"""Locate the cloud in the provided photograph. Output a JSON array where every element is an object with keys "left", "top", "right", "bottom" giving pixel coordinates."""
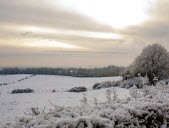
[
  {"left": 0, "top": 45, "right": 135, "bottom": 67},
  {"left": 116, "top": 0, "right": 169, "bottom": 51},
  {"left": 0, "top": 0, "right": 122, "bottom": 53},
  {"left": 0, "top": 0, "right": 113, "bottom": 32},
  {"left": 1, "top": 0, "right": 169, "bottom": 67}
]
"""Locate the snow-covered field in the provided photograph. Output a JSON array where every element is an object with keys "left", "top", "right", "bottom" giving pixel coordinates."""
[
  {"left": 0, "top": 75, "right": 127, "bottom": 124},
  {"left": 0, "top": 75, "right": 32, "bottom": 84},
  {"left": 0, "top": 75, "right": 122, "bottom": 92}
]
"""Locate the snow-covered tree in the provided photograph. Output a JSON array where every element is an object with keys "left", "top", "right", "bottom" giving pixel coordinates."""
[{"left": 128, "top": 43, "right": 169, "bottom": 84}]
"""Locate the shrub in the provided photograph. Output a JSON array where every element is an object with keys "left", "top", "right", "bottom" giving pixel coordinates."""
[
  {"left": 93, "top": 81, "right": 121, "bottom": 90},
  {"left": 120, "top": 77, "right": 144, "bottom": 89},
  {"left": 68, "top": 87, "right": 87, "bottom": 93},
  {"left": 93, "top": 77, "right": 144, "bottom": 90},
  {"left": 3, "top": 103, "right": 169, "bottom": 128},
  {"left": 93, "top": 83, "right": 101, "bottom": 90},
  {"left": 11, "top": 88, "right": 34, "bottom": 94}
]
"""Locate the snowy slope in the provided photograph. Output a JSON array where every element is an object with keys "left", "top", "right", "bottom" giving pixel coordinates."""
[
  {"left": 1, "top": 85, "right": 169, "bottom": 128},
  {"left": 0, "top": 75, "right": 125, "bottom": 124}
]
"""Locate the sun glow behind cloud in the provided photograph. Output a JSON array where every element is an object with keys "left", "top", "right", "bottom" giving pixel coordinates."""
[
  {"left": 55, "top": 0, "right": 150, "bottom": 29},
  {"left": 0, "top": 0, "right": 154, "bottom": 53}
]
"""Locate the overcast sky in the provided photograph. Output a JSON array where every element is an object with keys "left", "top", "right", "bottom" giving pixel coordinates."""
[{"left": 0, "top": 0, "right": 169, "bottom": 67}]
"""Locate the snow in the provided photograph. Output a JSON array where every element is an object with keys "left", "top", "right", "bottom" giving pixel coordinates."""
[
  {"left": 0, "top": 74, "right": 32, "bottom": 84},
  {"left": 1, "top": 84, "right": 169, "bottom": 128},
  {"left": 0, "top": 75, "right": 124, "bottom": 124},
  {"left": 0, "top": 75, "right": 122, "bottom": 93},
  {"left": 0, "top": 75, "right": 169, "bottom": 127}
]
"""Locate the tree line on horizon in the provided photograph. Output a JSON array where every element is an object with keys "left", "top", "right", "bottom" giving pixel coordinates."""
[{"left": 0, "top": 65, "right": 125, "bottom": 77}]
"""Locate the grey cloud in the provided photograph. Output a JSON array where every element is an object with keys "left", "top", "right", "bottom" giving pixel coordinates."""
[
  {"left": 116, "top": 0, "right": 169, "bottom": 51},
  {"left": 149, "top": 0, "right": 169, "bottom": 22},
  {"left": 0, "top": 0, "right": 114, "bottom": 32},
  {"left": 121, "top": 22, "right": 169, "bottom": 39},
  {"left": 1, "top": 0, "right": 169, "bottom": 67}
]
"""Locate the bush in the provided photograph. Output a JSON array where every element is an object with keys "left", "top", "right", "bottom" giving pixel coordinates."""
[
  {"left": 3, "top": 102, "right": 169, "bottom": 128},
  {"left": 93, "top": 81, "right": 121, "bottom": 90},
  {"left": 93, "top": 83, "right": 101, "bottom": 90},
  {"left": 11, "top": 88, "right": 34, "bottom": 94},
  {"left": 120, "top": 77, "right": 144, "bottom": 89},
  {"left": 68, "top": 87, "right": 87, "bottom": 93},
  {"left": 93, "top": 77, "right": 145, "bottom": 90}
]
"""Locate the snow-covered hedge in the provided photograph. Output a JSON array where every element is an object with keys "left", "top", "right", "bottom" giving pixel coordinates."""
[
  {"left": 68, "top": 87, "right": 87, "bottom": 93},
  {"left": 2, "top": 85, "right": 169, "bottom": 128},
  {"left": 93, "top": 77, "right": 145, "bottom": 90},
  {"left": 119, "top": 77, "right": 144, "bottom": 89},
  {"left": 11, "top": 88, "right": 34, "bottom": 94},
  {"left": 93, "top": 81, "right": 121, "bottom": 90}
]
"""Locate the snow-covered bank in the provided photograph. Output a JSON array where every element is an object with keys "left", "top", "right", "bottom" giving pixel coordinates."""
[{"left": 1, "top": 85, "right": 169, "bottom": 128}]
